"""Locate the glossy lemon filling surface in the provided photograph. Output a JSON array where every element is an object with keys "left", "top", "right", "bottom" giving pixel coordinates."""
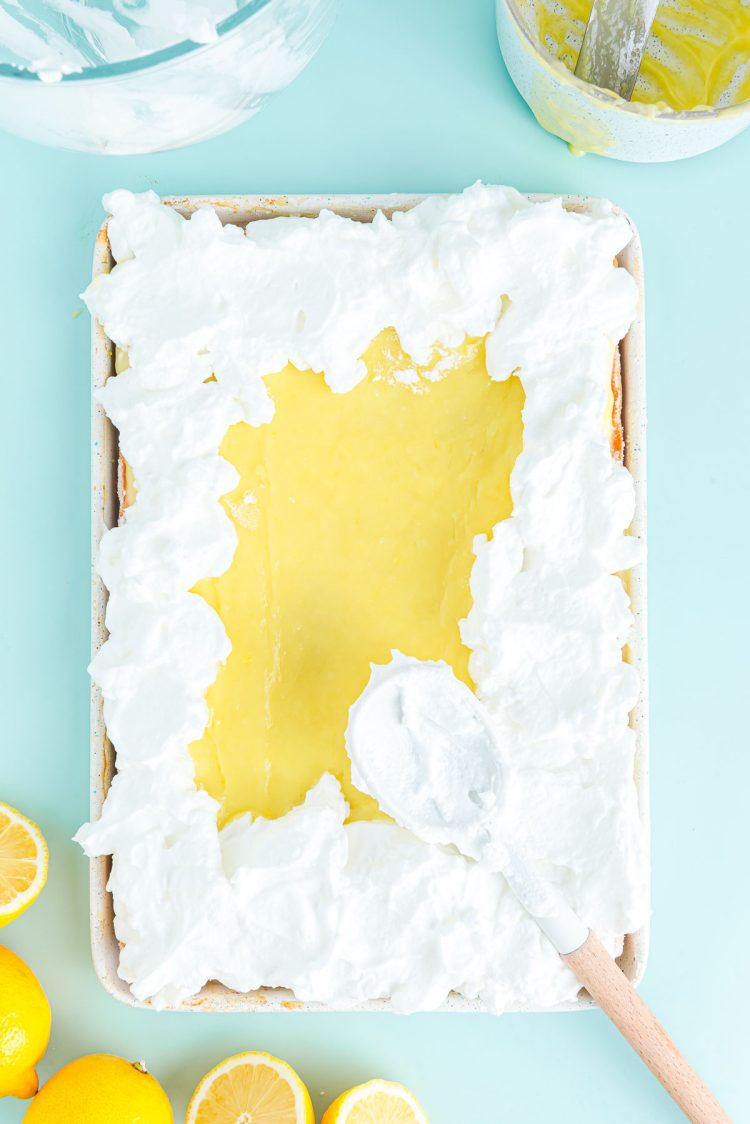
[
  {"left": 526, "top": 0, "right": 750, "bottom": 110},
  {"left": 189, "top": 330, "right": 524, "bottom": 826}
]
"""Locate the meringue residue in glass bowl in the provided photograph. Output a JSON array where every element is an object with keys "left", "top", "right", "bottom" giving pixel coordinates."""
[{"left": 0, "top": 0, "right": 340, "bottom": 153}]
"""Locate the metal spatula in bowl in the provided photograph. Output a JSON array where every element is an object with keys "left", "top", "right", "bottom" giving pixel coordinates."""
[{"left": 574, "top": 0, "right": 660, "bottom": 100}]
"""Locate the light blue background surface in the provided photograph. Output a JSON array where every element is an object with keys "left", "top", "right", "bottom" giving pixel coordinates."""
[{"left": 1, "top": 0, "right": 749, "bottom": 1120}]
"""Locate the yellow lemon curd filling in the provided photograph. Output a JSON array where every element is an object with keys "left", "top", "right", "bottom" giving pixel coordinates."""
[
  {"left": 525, "top": 0, "right": 750, "bottom": 111},
  {"left": 189, "top": 330, "right": 525, "bottom": 826}
]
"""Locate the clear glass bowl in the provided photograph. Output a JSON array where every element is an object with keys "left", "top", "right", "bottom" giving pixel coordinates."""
[{"left": 0, "top": 0, "right": 339, "bottom": 154}]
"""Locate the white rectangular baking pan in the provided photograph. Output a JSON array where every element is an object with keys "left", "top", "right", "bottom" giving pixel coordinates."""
[{"left": 90, "top": 193, "right": 649, "bottom": 1013}]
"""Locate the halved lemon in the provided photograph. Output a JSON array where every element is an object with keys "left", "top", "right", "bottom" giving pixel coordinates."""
[
  {"left": 322, "top": 1080, "right": 429, "bottom": 1124},
  {"left": 0, "top": 804, "right": 48, "bottom": 927},
  {"left": 186, "top": 1052, "right": 314, "bottom": 1124}
]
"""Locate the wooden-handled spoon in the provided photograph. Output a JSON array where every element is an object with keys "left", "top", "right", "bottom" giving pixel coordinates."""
[{"left": 347, "top": 661, "right": 732, "bottom": 1123}]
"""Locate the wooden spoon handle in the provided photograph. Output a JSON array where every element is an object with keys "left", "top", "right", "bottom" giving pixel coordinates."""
[{"left": 563, "top": 932, "right": 731, "bottom": 1123}]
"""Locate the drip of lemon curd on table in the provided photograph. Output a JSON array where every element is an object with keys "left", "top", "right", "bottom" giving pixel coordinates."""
[
  {"left": 524, "top": 0, "right": 750, "bottom": 110},
  {"left": 189, "top": 329, "right": 524, "bottom": 827}
]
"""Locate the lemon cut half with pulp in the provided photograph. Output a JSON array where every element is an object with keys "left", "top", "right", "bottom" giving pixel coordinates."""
[
  {"left": 0, "top": 804, "right": 48, "bottom": 927},
  {"left": 186, "top": 1052, "right": 314, "bottom": 1124},
  {"left": 322, "top": 1080, "right": 429, "bottom": 1124}
]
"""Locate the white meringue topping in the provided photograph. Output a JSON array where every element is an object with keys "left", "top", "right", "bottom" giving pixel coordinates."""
[{"left": 76, "top": 184, "right": 647, "bottom": 1011}]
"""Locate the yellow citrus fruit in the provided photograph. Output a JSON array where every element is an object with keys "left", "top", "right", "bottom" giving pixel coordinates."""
[
  {"left": 23, "top": 1054, "right": 173, "bottom": 1123},
  {"left": 0, "top": 945, "right": 51, "bottom": 1099},
  {"left": 0, "top": 804, "right": 48, "bottom": 927},
  {"left": 186, "top": 1052, "right": 314, "bottom": 1124},
  {"left": 322, "top": 1080, "right": 429, "bottom": 1124}
]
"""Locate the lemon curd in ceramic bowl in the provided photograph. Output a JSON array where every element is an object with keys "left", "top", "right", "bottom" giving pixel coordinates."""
[
  {"left": 0, "top": 0, "right": 339, "bottom": 154},
  {"left": 497, "top": 0, "right": 750, "bottom": 161}
]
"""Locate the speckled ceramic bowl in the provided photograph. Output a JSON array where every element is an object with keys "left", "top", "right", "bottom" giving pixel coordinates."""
[{"left": 496, "top": 0, "right": 750, "bottom": 162}]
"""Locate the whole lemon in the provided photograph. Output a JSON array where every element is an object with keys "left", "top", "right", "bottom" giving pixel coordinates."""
[
  {"left": 0, "top": 946, "right": 51, "bottom": 1099},
  {"left": 24, "top": 1054, "right": 173, "bottom": 1123}
]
